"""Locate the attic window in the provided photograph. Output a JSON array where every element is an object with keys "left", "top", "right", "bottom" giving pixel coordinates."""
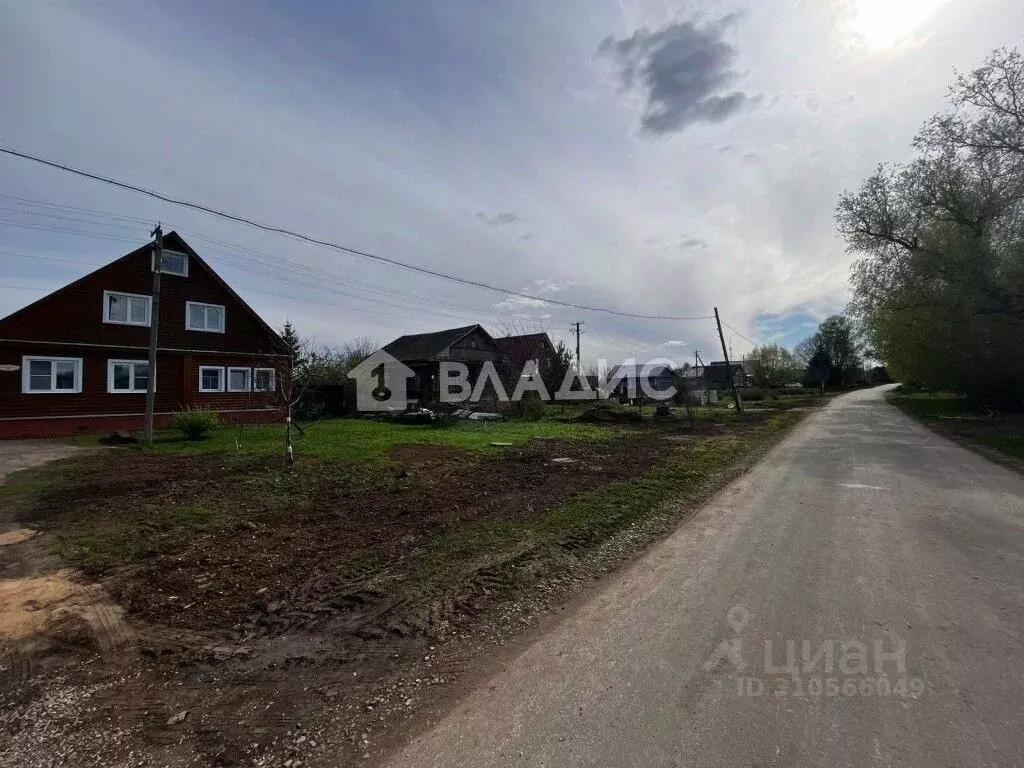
[{"left": 153, "top": 250, "right": 189, "bottom": 276}]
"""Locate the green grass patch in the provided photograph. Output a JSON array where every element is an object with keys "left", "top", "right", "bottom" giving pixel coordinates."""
[
  {"left": 887, "top": 390, "right": 982, "bottom": 419},
  {"left": 55, "top": 502, "right": 230, "bottom": 574},
  {"left": 0, "top": 461, "right": 74, "bottom": 503},
  {"left": 887, "top": 388, "right": 1024, "bottom": 466},
  {"left": 976, "top": 435, "right": 1024, "bottom": 460},
  {"left": 74, "top": 418, "right": 623, "bottom": 461}
]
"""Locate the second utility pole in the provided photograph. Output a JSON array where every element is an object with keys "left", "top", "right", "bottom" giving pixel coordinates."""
[
  {"left": 572, "top": 321, "right": 584, "bottom": 374},
  {"left": 144, "top": 224, "right": 163, "bottom": 447},
  {"left": 714, "top": 307, "right": 743, "bottom": 414}
]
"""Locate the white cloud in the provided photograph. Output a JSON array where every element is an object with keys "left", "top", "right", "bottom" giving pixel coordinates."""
[{"left": 0, "top": 0, "right": 1019, "bottom": 365}]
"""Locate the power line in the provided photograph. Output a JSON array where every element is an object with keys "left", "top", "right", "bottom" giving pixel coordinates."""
[
  {"left": 722, "top": 321, "right": 760, "bottom": 348},
  {"left": 0, "top": 193, "right": 155, "bottom": 226},
  {"left": 0, "top": 194, "right": 569, "bottom": 320},
  {"left": 0, "top": 202, "right": 559, "bottom": 324},
  {"left": 0, "top": 283, "right": 55, "bottom": 291},
  {"left": 0, "top": 248, "right": 558, "bottom": 331},
  {"left": 0, "top": 199, "right": 519, "bottom": 320},
  {"left": 0, "top": 146, "right": 714, "bottom": 322}
]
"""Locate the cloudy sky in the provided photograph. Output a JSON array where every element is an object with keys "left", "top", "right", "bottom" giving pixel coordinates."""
[{"left": 1, "top": 0, "right": 1019, "bottom": 365}]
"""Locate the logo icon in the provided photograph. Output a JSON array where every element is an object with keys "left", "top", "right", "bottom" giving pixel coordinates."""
[{"left": 347, "top": 350, "right": 415, "bottom": 412}]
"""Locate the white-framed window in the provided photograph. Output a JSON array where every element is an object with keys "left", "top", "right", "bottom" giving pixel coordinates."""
[
  {"left": 198, "top": 366, "right": 225, "bottom": 392},
  {"left": 227, "top": 366, "right": 252, "bottom": 392},
  {"left": 153, "top": 249, "right": 189, "bottom": 277},
  {"left": 186, "top": 301, "right": 225, "bottom": 333},
  {"left": 103, "top": 290, "right": 151, "bottom": 326},
  {"left": 22, "top": 356, "right": 83, "bottom": 394},
  {"left": 107, "top": 359, "right": 152, "bottom": 394},
  {"left": 254, "top": 367, "right": 276, "bottom": 393}
]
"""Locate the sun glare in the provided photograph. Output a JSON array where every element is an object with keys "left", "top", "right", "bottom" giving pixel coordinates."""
[{"left": 843, "top": 0, "right": 949, "bottom": 49}]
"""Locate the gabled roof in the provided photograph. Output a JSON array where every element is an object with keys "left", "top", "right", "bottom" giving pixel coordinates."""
[
  {"left": 382, "top": 324, "right": 491, "bottom": 362},
  {"left": 0, "top": 231, "right": 287, "bottom": 354},
  {"left": 707, "top": 361, "right": 745, "bottom": 372},
  {"left": 163, "top": 232, "right": 287, "bottom": 352},
  {"left": 607, "top": 364, "right": 675, "bottom": 380},
  {"left": 702, "top": 361, "right": 745, "bottom": 382},
  {"left": 494, "top": 333, "right": 556, "bottom": 369}
]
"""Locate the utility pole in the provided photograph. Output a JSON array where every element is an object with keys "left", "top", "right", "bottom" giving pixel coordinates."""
[
  {"left": 144, "top": 224, "right": 163, "bottom": 447},
  {"left": 572, "top": 321, "right": 584, "bottom": 374},
  {"left": 714, "top": 307, "right": 743, "bottom": 414}
]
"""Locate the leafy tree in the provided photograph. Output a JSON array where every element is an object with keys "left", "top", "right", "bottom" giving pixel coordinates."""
[
  {"left": 747, "top": 343, "right": 800, "bottom": 387},
  {"left": 837, "top": 47, "right": 1024, "bottom": 409},
  {"left": 816, "top": 315, "right": 862, "bottom": 386},
  {"left": 804, "top": 347, "right": 832, "bottom": 392},
  {"left": 793, "top": 316, "right": 862, "bottom": 389}
]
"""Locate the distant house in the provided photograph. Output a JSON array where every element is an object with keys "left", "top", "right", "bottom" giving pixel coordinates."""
[
  {"left": 0, "top": 233, "right": 289, "bottom": 438},
  {"left": 381, "top": 324, "right": 500, "bottom": 404},
  {"left": 494, "top": 332, "right": 561, "bottom": 391},
  {"left": 699, "top": 361, "right": 749, "bottom": 389},
  {"left": 606, "top": 364, "right": 677, "bottom": 402}
]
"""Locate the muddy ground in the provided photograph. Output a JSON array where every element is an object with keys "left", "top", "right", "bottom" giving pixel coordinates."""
[{"left": 0, "top": 411, "right": 805, "bottom": 767}]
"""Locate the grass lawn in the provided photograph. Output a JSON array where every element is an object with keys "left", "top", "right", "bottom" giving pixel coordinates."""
[
  {"left": 70, "top": 393, "right": 809, "bottom": 461},
  {"left": 887, "top": 388, "right": 1024, "bottom": 462},
  {"left": 75, "top": 416, "right": 624, "bottom": 461}
]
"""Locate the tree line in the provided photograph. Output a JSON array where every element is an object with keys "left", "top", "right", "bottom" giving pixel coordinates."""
[
  {"left": 278, "top": 320, "right": 575, "bottom": 397},
  {"left": 837, "top": 47, "right": 1024, "bottom": 410},
  {"left": 281, "top": 316, "right": 875, "bottom": 398},
  {"left": 744, "top": 313, "right": 869, "bottom": 390}
]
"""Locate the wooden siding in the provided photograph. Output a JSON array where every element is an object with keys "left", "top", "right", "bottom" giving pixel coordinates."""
[
  {"left": 442, "top": 328, "right": 500, "bottom": 363},
  {"left": 0, "top": 233, "right": 289, "bottom": 429},
  {"left": 0, "top": 342, "right": 282, "bottom": 420},
  {"left": 0, "top": 233, "right": 285, "bottom": 356}
]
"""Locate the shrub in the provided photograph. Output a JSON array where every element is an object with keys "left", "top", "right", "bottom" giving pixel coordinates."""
[
  {"left": 430, "top": 413, "right": 459, "bottom": 429},
  {"left": 172, "top": 406, "right": 221, "bottom": 441},
  {"left": 577, "top": 403, "right": 643, "bottom": 423},
  {"left": 517, "top": 394, "right": 547, "bottom": 421}
]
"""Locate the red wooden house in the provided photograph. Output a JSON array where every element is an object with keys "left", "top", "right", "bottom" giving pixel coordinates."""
[{"left": 0, "top": 232, "right": 289, "bottom": 438}]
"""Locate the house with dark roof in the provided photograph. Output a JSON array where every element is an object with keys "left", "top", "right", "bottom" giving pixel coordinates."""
[
  {"left": 494, "top": 332, "right": 562, "bottom": 391},
  {"left": 381, "top": 324, "right": 500, "bottom": 403},
  {"left": 606, "top": 363, "right": 677, "bottom": 402},
  {"left": 678, "top": 361, "right": 749, "bottom": 391},
  {"left": 0, "top": 232, "right": 289, "bottom": 438},
  {"left": 703, "top": 361, "right": 749, "bottom": 389}
]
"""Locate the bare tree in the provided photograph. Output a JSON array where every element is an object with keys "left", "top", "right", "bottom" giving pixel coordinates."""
[
  {"left": 303, "top": 337, "right": 379, "bottom": 386},
  {"left": 793, "top": 337, "right": 818, "bottom": 367},
  {"left": 494, "top": 318, "right": 550, "bottom": 338},
  {"left": 273, "top": 354, "right": 302, "bottom": 466}
]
